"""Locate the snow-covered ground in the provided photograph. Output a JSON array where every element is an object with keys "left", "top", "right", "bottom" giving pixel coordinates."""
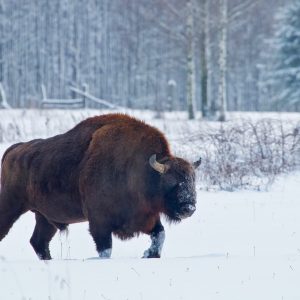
[{"left": 0, "top": 109, "right": 300, "bottom": 299}]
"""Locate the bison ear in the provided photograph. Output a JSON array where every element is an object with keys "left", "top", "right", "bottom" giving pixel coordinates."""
[
  {"left": 193, "top": 157, "right": 202, "bottom": 169},
  {"left": 149, "top": 154, "right": 168, "bottom": 174}
]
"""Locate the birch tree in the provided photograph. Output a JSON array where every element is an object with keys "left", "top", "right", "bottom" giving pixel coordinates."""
[
  {"left": 0, "top": 1, "right": 4, "bottom": 84},
  {"left": 199, "top": 0, "right": 211, "bottom": 119},
  {"left": 186, "top": 0, "right": 197, "bottom": 119},
  {"left": 215, "top": 0, "right": 260, "bottom": 121},
  {"left": 217, "top": 0, "right": 228, "bottom": 122}
]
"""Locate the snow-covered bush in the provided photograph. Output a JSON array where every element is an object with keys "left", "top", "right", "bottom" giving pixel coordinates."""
[{"left": 179, "top": 119, "right": 300, "bottom": 191}]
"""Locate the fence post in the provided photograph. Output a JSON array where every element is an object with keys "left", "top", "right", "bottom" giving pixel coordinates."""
[{"left": 82, "top": 83, "right": 89, "bottom": 108}]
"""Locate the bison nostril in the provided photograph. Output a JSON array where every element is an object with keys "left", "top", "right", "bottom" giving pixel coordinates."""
[
  {"left": 180, "top": 204, "right": 196, "bottom": 215},
  {"left": 176, "top": 203, "right": 196, "bottom": 220}
]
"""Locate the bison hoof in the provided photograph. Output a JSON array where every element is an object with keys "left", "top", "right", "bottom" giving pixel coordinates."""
[
  {"left": 142, "top": 249, "right": 161, "bottom": 258},
  {"left": 37, "top": 252, "right": 52, "bottom": 260},
  {"left": 98, "top": 248, "right": 112, "bottom": 259}
]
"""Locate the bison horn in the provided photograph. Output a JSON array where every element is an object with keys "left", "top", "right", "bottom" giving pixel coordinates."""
[
  {"left": 193, "top": 157, "right": 202, "bottom": 169},
  {"left": 149, "top": 154, "right": 167, "bottom": 174}
]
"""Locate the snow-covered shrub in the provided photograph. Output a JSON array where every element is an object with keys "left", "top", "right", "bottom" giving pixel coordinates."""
[
  {"left": 5, "top": 123, "right": 21, "bottom": 142},
  {"left": 179, "top": 119, "right": 300, "bottom": 191}
]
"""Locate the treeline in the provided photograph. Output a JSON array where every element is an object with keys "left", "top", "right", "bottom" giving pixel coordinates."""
[{"left": 0, "top": 0, "right": 296, "bottom": 115}]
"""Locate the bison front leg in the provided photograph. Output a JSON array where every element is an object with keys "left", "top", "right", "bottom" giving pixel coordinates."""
[
  {"left": 143, "top": 219, "right": 165, "bottom": 258},
  {"left": 30, "top": 212, "right": 57, "bottom": 260},
  {"left": 89, "top": 222, "right": 112, "bottom": 259}
]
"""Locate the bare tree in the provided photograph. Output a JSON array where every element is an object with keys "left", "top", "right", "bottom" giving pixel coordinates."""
[
  {"left": 215, "top": 0, "right": 259, "bottom": 121},
  {"left": 217, "top": 0, "right": 228, "bottom": 122},
  {"left": 199, "top": 0, "right": 211, "bottom": 119},
  {"left": 186, "top": 0, "right": 197, "bottom": 119},
  {"left": 0, "top": 1, "right": 4, "bottom": 84}
]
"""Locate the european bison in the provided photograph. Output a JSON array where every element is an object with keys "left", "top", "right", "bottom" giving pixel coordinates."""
[{"left": 0, "top": 114, "right": 200, "bottom": 259}]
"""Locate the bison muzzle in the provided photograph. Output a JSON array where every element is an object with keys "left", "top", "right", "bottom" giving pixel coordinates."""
[{"left": 0, "top": 114, "right": 200, "bottom": 259}]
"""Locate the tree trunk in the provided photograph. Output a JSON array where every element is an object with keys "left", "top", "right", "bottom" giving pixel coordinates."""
[
  {"left": 200, "top": 0, "right": 210, "bottom": 119},
  {"left": 186, "top": 0, "right": 196, "bottom": 120},
  {"left": 0, "top": 1, "right": 4, "bottom": 83},
  {"left": 71, "top": 3, "right": 79, "bottom": 99},
  {"left": 217, "top": 0, "right": 228, "bottom": 122}
]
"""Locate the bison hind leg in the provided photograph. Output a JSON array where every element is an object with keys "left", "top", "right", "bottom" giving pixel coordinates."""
[
  {"left": 142, "top": 219, "right": 165, "bottom": 259},
  {"left": 30, "top": 212, "right": 57, "bottom": 260},
  {"left": 0, "top": 193, "right": 28, "bottom": 242}
]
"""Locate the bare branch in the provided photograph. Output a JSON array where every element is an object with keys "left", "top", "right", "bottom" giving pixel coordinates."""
[{"left": 228, "top": 0, "right": 259, "bottom": 23}]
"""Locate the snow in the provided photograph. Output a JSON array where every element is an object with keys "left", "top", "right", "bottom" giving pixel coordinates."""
[
  {"left": 1, "top": 173, "right": 300, "bottom": 299},
  {"left": 0, "top": 110, "right": 300, "bottom": 299}
]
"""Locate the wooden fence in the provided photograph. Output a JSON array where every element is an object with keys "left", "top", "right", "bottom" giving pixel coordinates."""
[
  {"left": 0, "top": 83, "right": 121, "bottom": 109},
  {"left": 41, "top": 84, "right": 119, "bottom": 109}
]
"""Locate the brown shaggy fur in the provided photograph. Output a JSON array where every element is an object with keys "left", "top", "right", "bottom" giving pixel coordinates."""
[{"left": 0, "top": 114, "right": 197, "bottom": 259}]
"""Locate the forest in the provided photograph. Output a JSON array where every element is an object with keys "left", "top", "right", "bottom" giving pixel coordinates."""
[{"left": 1, "top": 0, "right": 298, "bottom": 119}]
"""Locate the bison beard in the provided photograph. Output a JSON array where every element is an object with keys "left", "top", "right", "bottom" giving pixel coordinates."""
[{"left": 0, "top": 114, "right": 199, "bottom": 259}]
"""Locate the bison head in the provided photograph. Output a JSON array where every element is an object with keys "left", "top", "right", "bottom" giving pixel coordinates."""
[{"left": 149, "top": 154, "right": 201, "bottom": 222}]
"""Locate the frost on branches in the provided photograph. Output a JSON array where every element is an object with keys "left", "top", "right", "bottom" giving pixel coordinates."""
[
  {"left": 178, "top": 119, "right": 300, "bottom": 191},
  {"left": 262, "top": 0, "right": 300, "bottom": 109}
]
